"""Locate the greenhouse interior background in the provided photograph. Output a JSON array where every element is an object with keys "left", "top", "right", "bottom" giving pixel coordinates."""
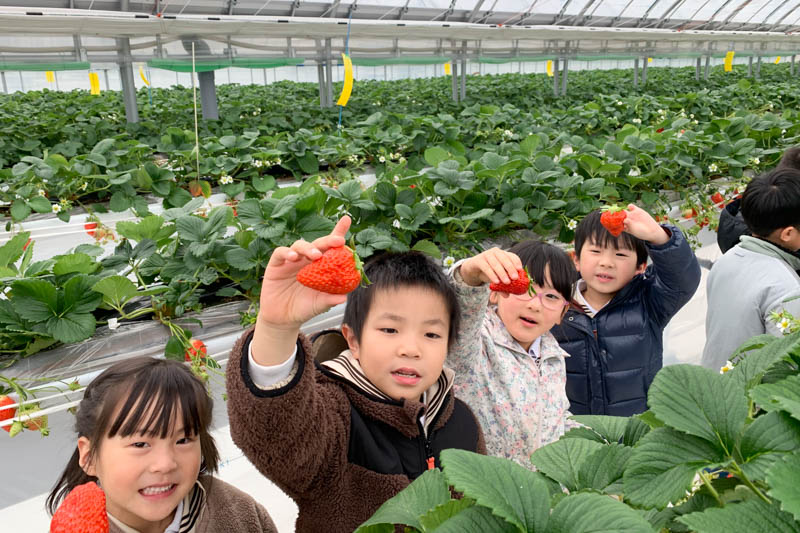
[{"left": 1, "top": 1, "right": 800, "bottom": 532}]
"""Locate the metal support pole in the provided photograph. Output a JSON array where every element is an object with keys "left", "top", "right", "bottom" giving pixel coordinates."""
[
  {"left": 460, "top": 58, "right": 467, "bottom": 100},
  {"left": 642, "top": 57, "right": 648, "bottom": 86},
  {"left": 695, "top": 57, "right": 701, "bottom": 80},
  {"left": 1, "top": 71, "right": 7, "bottom": 94},
  {"left": 634, "top": 58, "right": 639, "bottom": 88},
  {"left": 317, "top": 63, "right": 327, "bottom": 107},
  {"left": 117, "top": 38, "right": 139, "bottom": 123},
  {"left": 756, "top": 56, "right": 761, "bottom": 78},
  {"left": 198, "top": 71, "right": 219, "bottom": 120},
  {"left": 54, "top": 71, "right": 60, "bottom": 91},
  {"left": 103, "top": 69, "right": 110, "bottom": 91},
  {"left": 791, "top": 55, "right": 796, "bottom": 76},
  {"left": 704, "top": 55, "right": 710, "bottom": 81},
  {"left": 324, "top": 38, "right": 333, "bottom": 108},
  {"left": 19, "top": 71, "right": 24, "bottom": 92},
  {"left": 553, "top": 58, "right": 560, "bottom": 97},
  {"left": 561, "top": 59, "right": 568, "bottom": 96},
  {"left": 451, "top": 60, "right": 458, "bottom": 102},
  {"left": 748, "top": 56, "right": 753, "bottom": 77}
]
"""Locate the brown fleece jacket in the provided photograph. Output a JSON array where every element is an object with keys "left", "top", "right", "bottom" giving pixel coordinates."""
[
  {"left": 107, "top": 476, "right": 277, "bottom": 533},
  {"left": 226, "top": 329, "right": 486, "bottom": 533}
]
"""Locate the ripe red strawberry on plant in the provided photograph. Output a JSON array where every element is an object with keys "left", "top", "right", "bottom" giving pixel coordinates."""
[
  {"left": 710, "top": 192, "right": 724, "bottom": 206},
  {"left": 0, "top": 395, "right": 16, "bottom": 434},
  {"left": 84, "top": 221, "right": 98, "bottom": 237},
  {"left": 297, "top": 246, "right": 368, "bottom": 295},
  {"left": 600, "top": 205, "right": 627, "bottom": 237},
  {"left": 489, "top": 268, "right": 533, "bottom": 296},
  {"left": 50, "top": 481, "right": 109, "bottom": 533},
  {"left": 185, "top": 338, "right": 207, "bottom": 361}
]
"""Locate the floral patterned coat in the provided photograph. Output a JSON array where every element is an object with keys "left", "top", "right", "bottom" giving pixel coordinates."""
[{"left": 447, "top": 270, "right": 573, "bottom": 469}]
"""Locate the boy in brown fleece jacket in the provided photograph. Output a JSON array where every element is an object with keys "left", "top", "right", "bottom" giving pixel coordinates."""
[{"left": 226, "top": 216, "right": 485, "bottom": 533}]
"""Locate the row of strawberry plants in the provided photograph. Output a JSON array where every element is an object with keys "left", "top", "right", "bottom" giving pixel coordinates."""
[
  {"left": 3, "top": 96, "right": 798, "bottom": 227},
  {"left": 1, "top": 62, "right": 798, "bottom": 169}
]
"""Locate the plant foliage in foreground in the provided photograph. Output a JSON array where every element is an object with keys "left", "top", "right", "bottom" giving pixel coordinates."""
[{"left": 356, "top": 330, "right": 800, "bottom": 533}]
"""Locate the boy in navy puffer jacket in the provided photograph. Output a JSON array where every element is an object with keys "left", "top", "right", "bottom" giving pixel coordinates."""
[{"left": 551, "top": 205, "right": 700, "bottom": 416}]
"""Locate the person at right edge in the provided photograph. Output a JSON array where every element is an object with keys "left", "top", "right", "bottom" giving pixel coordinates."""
[
  {"left": 702, "top": 166, "right": 800, "bottom": 371},
  {"left": 552, "top": 205, "right": 701, "bottom": 416}
]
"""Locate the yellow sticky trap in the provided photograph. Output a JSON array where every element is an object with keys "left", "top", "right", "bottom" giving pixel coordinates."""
[
  {"left": 444, "top": 62, "right": 451, "bottom": 75},
  {"left": 546, "top": 60, "right": 553, "bottom": 77},
  {"left": 89, "top": 72, "right": 100, "bottom": 95},
  {"left": 775, "top": 56, "right": 781, "bottom": 64},
  {"left": 45, "top": 71, "right": 55, "bottom": 83},
  {"left": 724, "top": 51, "right": 735, "bottom": 72},
  {"left": 139, "top": 65, "right": 151, "bottom": 86},
  {"left": 336, "top": 53, "right": 354, "bottom": 107},
  {"left": 647, "top": 57, "right": 653, "bottom": 63}
]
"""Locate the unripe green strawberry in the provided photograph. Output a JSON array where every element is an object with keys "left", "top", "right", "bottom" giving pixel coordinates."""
[
  {"left": 297, "top": 246, "right": 369, "bottom": 295},
  {"left": 50, "top": 481, "right": 109, "bottom": 533}
]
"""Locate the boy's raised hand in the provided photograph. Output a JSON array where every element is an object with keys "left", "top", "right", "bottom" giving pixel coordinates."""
[
  {"left": 622, "top": 204, "right": 670, "bottom": 245},
  {"left": 459, "top": 247, "right": 524, "bottom": 288},
  {"left": 258, "top": 216, "right": 351, "bottom": 330}
]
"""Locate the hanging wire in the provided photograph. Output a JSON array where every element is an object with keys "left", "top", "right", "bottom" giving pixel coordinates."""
[
  {"left": 178, "top": 0, "right": 195, "bottom": 15},
  {"left": 253, "top": 0, "right": 275, "bottom": 17}
]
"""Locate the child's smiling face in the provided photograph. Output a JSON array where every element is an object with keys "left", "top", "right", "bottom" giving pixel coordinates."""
[
  {"left": 343, "top": 286, "right": 450, "bottom": 401},
  {"left": 78, "top": 403, "right": 202, "bottom": 533}
]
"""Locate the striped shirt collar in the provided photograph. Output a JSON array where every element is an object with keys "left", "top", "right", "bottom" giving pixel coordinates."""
[{"left": 321, "top": 350, "right": 455, "bottom": 437}]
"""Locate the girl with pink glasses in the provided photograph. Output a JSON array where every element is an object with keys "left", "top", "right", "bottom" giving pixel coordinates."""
[{"left": 447, "top": 240, "right": 577, "bottom": 469}]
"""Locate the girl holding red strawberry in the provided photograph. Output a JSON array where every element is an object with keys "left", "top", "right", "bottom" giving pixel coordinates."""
[
  {"left": 47, "top": 357, "right": 277, "bottom": 533},
  {"left": 446, "top": 240, "right": 578, "bottom": 469}
]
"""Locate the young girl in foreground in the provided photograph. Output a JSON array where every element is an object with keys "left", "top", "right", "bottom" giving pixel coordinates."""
[
  {"left": 448, "top": 240, "right": 578, "bottom": 469},
  {"left": 47, "top": 357, "right": 277, "bottom": 533}
]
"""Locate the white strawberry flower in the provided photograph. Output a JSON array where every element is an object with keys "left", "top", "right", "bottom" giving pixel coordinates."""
[
  {"left": 567, "top": 219, "right": 578, "bottom": 230},
  {"left": 393, "top": 175, "right": 400, "bottom": 182},
  {"left": 632, "top": 118, "right": 642, "bottom": 124},
  {"left": 38, "top": 189, "right": 46, "bottom": 197},
  {"left": 778, "top": 317, "right": 792, "bottom": 333},
  {"left": 781, "top": 129, "right": 787, "bottom": 135},
  {"left": 253, "top": 160, "right": 263, "bottom": 168},
  {"left": 628, "top": 167, "right": 641, "bottom": 177},
  {"left": 379, "top": 156, "right": 386, "bottom": 163},
  {"left": 616, "top": 100, "right": 623, "bottom": 106},
  {"left": 51, "top": 203, "right": 62, "bottom": 213},
  {"left": 750, "top": 157, "right": 760, "bottom": 165},
  {"left": 219, "top": 175, "right": 233, "bottom": 185},
  {"left": 719, "top": 360, "right": 734, "bottom": 374},
  {"left": 708, "top": 163, "right": 719, "bottom": 173},
  {"left": 392, "top": 219, "right": 401, "bottom": 229},
  {"left": 443, "top": 256, "right": 455, "bottom": 268},
  {"left": 80, "top": 182, "right": 88, "bottom": 191},
  {"left": 690, "top": 113, "right": 695, "bottom": 119},
  {"left": 275, "top": 158, "right": 281, "bottom": 165},
  {"left": 427, "top": 196, "right": 443, "bottom": 207}
]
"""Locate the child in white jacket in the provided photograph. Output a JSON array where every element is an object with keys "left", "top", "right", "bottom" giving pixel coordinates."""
[{"left": 448, "top": 240, "right": 577, "bottom": 469}]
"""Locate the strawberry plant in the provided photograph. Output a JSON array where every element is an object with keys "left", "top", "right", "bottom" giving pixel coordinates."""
[{"left": 356, "top": 329, "right": 800, "bottom": 532}]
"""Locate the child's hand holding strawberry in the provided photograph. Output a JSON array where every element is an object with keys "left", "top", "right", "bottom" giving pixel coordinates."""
[
  {"left": 619, "top": 204, "right": 670, "bottom": 245},
  {"left": 252, "top": 216, "right": 355, "bottom": 366},
  {"left": 459, "top": 248, "right": 527, "bottom": 290}
]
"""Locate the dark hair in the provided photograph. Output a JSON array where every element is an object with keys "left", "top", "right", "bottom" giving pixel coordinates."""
[
  {"left": 777, "top": 146, "right": 800, "bottom": 171},
  {"left": 342, "top": 251, "right": 460, "bottom": 348},
  {"left": 741, "top": 167, "right": 800, "bottom": 237},
  {"left": 46, "top": 357, "right": 219, "bottom": 515},
  {"left": 574, "top": 210, "right": 649, "bottom": 266},
  {"left": 507, "top": 240, "right": 576, "bottom": 302}
]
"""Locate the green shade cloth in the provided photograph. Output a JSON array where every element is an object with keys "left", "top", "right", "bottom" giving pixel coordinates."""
[
  {"left": 0, "top": 61, "right": 90, "bottom": 72},
  {"left": 148, "top": 57, "right": 304, "bottom": 72}
]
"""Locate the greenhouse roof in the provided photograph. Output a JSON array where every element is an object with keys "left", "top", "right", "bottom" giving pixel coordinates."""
[{"left": 0, "top": 1, "right": 799, "bottom": 67}]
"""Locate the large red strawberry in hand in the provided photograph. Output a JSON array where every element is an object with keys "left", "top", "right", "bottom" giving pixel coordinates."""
[
  {"left": 297, "top": 246, "right": 369, "bottom": 295},
  {"left": 51, "top": 481, "right": 109, "bottom": 533},
  {"left": 489, "top": 268, "right": 534, "bottom": 296},
  {"left": 600, "top": 206, "right": 627, "bottom": 237}
]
